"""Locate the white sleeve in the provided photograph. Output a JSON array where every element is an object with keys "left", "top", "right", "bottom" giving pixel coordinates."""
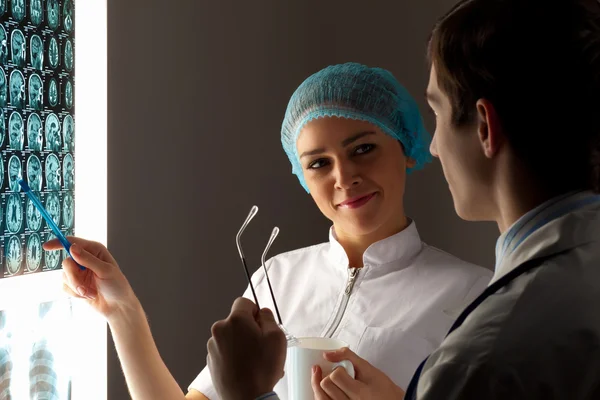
[
  {"left": 187, "top": 266, "right": 270, "bottom": 399},
  {"left": 188, "top": 365, "right": 219, "bottom": 399}
]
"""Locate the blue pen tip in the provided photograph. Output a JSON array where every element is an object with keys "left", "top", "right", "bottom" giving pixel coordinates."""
[{"left": 18, "top": 179, "right": 30, "bottom": 192}]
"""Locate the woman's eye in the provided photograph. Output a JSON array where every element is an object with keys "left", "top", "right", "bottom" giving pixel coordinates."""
[
  {"left": 308, "top": 159, "right": 328, "bottom": 169},
  {"left": 354, "top": 144, "right": 375, "bottom": 155}
]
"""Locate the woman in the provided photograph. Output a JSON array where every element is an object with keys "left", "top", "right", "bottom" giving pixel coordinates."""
[
  {"left": 56, "top": 63, "right": 491, "bottom": 400},
  {"left": 203, "top": 1, "right": 600, "bottom": 399}
]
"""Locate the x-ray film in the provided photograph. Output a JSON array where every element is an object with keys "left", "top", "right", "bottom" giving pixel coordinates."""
[
  {"left": 11, "top": 0, "right": 25, "bottom": 22},
  {"left": 30, "top": 0, "right": 43, "bottom": 26},
  {"left": 30, "top": 35, "right": 43, "bottom": 71},
  {"left": 27, "top": 113, "right": 43, "bottom": 151},
  {"left": 10, "top": 29, "right": 25, "bottom": 68},
  {"left": 26, "top": 197, "right": 42, "bottom": 233},
  {"left": 8, "top": 111, "right": 23, "bottom": 150},
  {"left": 0, "top": 299, "right": 74, "bottom": 397},
  {"left": 6, "top": 193, "right": 23, "bottom": 234},
  {"left": 0, "top": 0, "right": 75, "bottom": 280},
  {"left": 26, "top": 232, "right": 42, "bottom": 272},
  {"left": 0, "top": 26, "right": 6, "bottom": 65}
]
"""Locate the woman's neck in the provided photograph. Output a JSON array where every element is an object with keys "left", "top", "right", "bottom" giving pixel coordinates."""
[{"left": 334, "top": 215, "right": 410, "bottom": 268}]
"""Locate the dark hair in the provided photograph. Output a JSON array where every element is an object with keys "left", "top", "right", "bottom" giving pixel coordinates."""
[{"left": 428, "top": 0, "right": 600, "bottom": 193}]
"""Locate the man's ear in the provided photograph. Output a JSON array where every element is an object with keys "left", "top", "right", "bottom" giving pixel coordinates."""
[{"left": 476, "top": 99, "right": 504, "bottom": 158}]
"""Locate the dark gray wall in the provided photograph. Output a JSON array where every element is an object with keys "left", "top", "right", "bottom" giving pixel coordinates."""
[{"left": 107, "top": 0, "right": 497, "bottom": 398}]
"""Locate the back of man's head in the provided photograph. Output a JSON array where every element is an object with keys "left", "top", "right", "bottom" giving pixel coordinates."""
[{"left": 429, "top": 0, "right": 600, "bottom": 192}]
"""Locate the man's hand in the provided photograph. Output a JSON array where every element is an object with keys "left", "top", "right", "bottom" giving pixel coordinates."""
[
  {"left": 207, "top": 297, "right": 287, "bottom": 400},
  {"left": 312, "top": 347, "right": 405, "bottom": 400}
]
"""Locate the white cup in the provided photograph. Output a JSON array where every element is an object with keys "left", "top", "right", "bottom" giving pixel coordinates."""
[{"left": 286, "top": 337, "right": 355, "bottom": 400}]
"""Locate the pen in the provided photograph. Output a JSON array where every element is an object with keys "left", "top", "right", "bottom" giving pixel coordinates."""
[{"left": 18, "top": 179, "right": 85, "bottom": 270}]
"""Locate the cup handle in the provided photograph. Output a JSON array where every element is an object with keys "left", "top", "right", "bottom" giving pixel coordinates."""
[{"left": 331, "top": 360, "right": 355, "bottom": 379}]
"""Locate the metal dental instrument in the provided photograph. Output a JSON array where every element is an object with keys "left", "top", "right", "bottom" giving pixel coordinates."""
[
  {"left": 236, "top": 205, "right": 298, "bottom": 346},
  {"left": 261, "top": 226, "right": 298, "bottom": 346}
]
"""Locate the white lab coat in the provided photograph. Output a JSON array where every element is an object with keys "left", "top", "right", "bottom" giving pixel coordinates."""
[
  {"left": 415, "top": 191, "right": 600, "bottom": 399},
  {"left": 190, "top": 221, "right": 492, "bottom": 399}
]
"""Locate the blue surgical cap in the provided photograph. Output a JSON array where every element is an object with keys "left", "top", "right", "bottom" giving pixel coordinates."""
[{"left": 281, "top": 62, "right": 432, "bottom": 192}]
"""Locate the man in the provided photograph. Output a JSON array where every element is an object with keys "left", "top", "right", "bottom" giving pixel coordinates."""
[{"left": 207, "top": 0, "right": 600, "bottom": 399}]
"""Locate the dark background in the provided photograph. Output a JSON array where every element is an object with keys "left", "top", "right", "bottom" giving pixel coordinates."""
[{"left": 107, "top": 0, "right": 497, "bottom": 397}]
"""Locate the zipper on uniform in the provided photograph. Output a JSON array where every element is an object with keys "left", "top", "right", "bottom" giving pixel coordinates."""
[
  {"left": 324, "top": 267, "right": 360, "bottom": 338},
  {"left": 345, "top": 268, "right": 359, "bottom": 294}
]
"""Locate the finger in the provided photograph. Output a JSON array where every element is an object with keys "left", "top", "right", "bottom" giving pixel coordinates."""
[
  {"left": 207, "top": 337, "right": 217, "bottom": 357},
  {"left": 62, "top": 258, "right": 85, "bottom": 291},
  {"left": 206, "top": 352, "right": 215, "bottom": 378},
  {"left": 258, "top": 308, "right": 286, "bottom": 342},
  {"left": 62, "top": 257, "right": 90, "bottom": 294},
  {"left": 210, "top": 319, "right": 226, "bottom": 339},
  {"left": 329, "top": 367, "right": 363, "bottom": 399},
  {"left": 311, "top": 366, "right": 331, "bottom": 400},
  {"left": 62, "top": 258, "right": 98, "bottom": 299},
  {"left": 321, "top": 375, "right": 350, "bottom": 400},
  {"left": 44, "top": 237, "right": 117, "bottom": 265},
  {"left": 68, "top": 243, "right": 114, "bottom": 278},
  {"left": 62, "top": 270, "right": 75, "bottom": 292},
  {"left": 229, "top": 297, "right": 259, "bottom": 320},
  {"left": 62, "top": 282, "right": 82, "bottom": 299},
  {"left": 257, "top": 308, "right": 278, "bottom": 329},
  {"left": 324, "top": 348, "right": 370, "bottom": 374}
]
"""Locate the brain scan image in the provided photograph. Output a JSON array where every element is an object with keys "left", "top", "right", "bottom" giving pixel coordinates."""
[
  {"left": 0, "top": 0, "right": 5, "bottom": 16},
  {"left": 64, "top": 39, "right": 73, "bottom": 71},
  {"left": 45, "top": 154, "right": 60, "bottom": 191},
  {"left": 63, "top": 115, "right": 74, "bottom": 152},
  {"left": 48, "top": 37, "right": 59, "bottom": 69},
  {"left": 30, "top": 35, "right": 43, "bottom": 70},
  {"left": 0, "top": 109, "right": 4, "bottom": 148},
  {"left": 27, "top": 113, "right": 43, "bottom": 151},
  {"left": 62, "top": 192, "right": 73, "bottom": 229},
  {"left": 6, "top": 236, "right": 22, "bottom": 275},
  {"left": 63, "top": 0, "right": 74, "bottom": 32},
  {"left": 47, "top": 0, "right": 59, "bottom": 30},
  {"left": 28, "top": 74, "right": 43, "bottom": 111},
  {"left": 9, "top": 70, "right": 25, "bottom": 109},
  {"left": 27, "top": 155, "right": 42, "bottom": 192},
  {"left": 6, "top": 193, "right": 23, "bottom": 234},
  {"left": 0, "top": 26, "right": 7, "bottom": 65},
  {"left": 45, "top": 113, "right": 61, "bottom": 152},
  {"left": 48, "top": 78, "right": 58, "bottom": 107},
  {"left": 8, "top": 155, "right": 22, "bottom": 192},
  {"left": 62, "top": 229, "right": 73, "bottom": 259},
  {"left": 0, "top": 154, "right": 4, "bottom": 189},
  {"left": 64, "top": 80, "right": 72, "bottom": 109},
  {"left": 63, "top": 153, "right": 73, "bottom": 190},
  {"left": 26, "top": 233, "right": 42, "bottom": 272},
  {"left": 9, "top": 111, "right": 24, "bottom": 150},
  {"left": 30, "top": 0, "right": 43, "bottom": 26},
  {"left": 26, "top": 197, "right": 42, "bottom": 232},
  {"left": 0, "top": 68, "right": 5, "bottom": 109},
  {"left": 11, "top": 0, "right": 24, "bottom": 22},
  {"left": 10, "top": 29, "right": 25, "bottom": 68},
  {"left": 44, "top": 233, "right": 60, "bottom": 270},
  {"left": 45, "top": 192, "right": 60, "bottom": 228}
]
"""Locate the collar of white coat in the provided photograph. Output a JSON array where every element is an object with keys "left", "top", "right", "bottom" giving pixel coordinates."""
[
  {"left": 492, "top": 190, "right": 600, "bottom": 284},
  {"left": 326, "top": 218, "right": 423, "bottom": 271}
]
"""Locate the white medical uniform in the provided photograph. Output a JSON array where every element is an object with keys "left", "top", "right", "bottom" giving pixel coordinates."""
[{"left": 190, "top": 220, "right": 492, "bottom": 399}]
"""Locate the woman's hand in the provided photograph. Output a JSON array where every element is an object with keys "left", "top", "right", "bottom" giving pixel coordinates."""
[
  {"left": 44, "top": 237, "right": 140, "bottom": 321},
  {"left": 312, "top": 347, "right": 405, "bottom": 400}
]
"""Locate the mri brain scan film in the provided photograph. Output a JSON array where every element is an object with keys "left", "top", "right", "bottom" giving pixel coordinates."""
[{"left": 0, "top": 0, "right": 74, "bottom": 279}]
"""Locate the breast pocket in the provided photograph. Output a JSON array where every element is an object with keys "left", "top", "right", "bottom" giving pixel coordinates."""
[{"left": 356, "top": 326, "right": 434, "bottom": 390}]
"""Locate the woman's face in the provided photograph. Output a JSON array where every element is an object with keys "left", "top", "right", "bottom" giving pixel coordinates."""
[{"left": 296, "top": 117, "right": 414, "bottom": 239}]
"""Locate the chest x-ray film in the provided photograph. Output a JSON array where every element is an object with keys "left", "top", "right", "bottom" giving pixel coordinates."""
[
  {"left": 0, "top": 0, "right": 75, "bottom": 278},
  {"left": 0, "top": 297, "right": 74, "bottom": 399}
]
